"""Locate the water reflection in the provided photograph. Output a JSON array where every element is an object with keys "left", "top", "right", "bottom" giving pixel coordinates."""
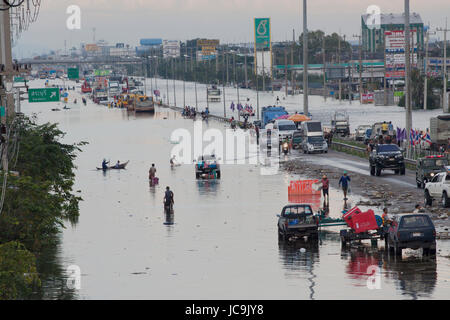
[
  {"left": 278, "top": 239, "right": 319, "bottom": 300},
  {"left": 340, "top": 244, "right": 437, "bottom": 299},
  {"left": 196, "top": 180, "right": 220, "bottom": 196},
  {"left": 383, "top": 254, "right": 437, "bottom": 299}
]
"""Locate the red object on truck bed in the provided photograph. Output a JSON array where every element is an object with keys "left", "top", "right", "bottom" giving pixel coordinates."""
[{"left": 343, "top": 207, "right": 379, "bottom": 234}]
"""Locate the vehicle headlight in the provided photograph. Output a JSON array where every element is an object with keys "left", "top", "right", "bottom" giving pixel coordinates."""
[
  {"left": 430, "top": 173, "right": 435, "bottom": 177},
  {"left": 283, "top": 143, "right": 289, "bottom": 148}
]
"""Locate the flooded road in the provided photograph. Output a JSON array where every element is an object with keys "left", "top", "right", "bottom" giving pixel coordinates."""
[{"left": 22, "top": 80, "right": 450, "bottom": 300}]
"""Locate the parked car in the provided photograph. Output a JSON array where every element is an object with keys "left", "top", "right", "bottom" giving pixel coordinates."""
[
  {"left": 424, "top": 167, "right": 450, "bottom": 208},
  {"left": 369, "top": 144, "right": 405, "bottom": 176},
  {"left": 416, "top": 155, "right": 449, "bottom": 189},
  {"left": 386, "top": 214, "right": 437, "bottom": 256},
  {"left": 355, "top": 125, "right": 372, "bottom": 141},
  {"left": 277, "top": 204, "right": 319, "bottom": 241},
  {"left": 195, "top": 155, "right": 221, "bottom": 179}
]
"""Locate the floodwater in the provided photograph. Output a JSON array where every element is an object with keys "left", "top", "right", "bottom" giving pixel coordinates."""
[{"left": 22, "top": 79, "right": 450, "bottom": 300}]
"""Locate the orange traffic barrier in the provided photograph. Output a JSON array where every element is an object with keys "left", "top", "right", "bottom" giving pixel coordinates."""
[{"left": 288, "top": 180, "right": 321, "bottom": 196}]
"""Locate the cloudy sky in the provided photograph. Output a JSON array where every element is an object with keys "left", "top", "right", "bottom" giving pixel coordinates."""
[{"left": 12, "top": 0, "right": 450, "bottom": 57}]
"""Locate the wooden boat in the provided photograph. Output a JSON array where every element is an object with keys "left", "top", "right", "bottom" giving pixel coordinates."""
[{"left": 97, "top": 161, "right": 129, "bottom": 171}]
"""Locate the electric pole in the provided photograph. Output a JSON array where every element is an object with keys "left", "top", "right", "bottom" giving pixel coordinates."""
[
  {"left": 423, "top": 27, "right": 435, "bottom": 110},
  {"left": 437, "top": 18, "right": 449, "bottom": 113},
  {"left": 303, "top": 0, "right": 309, "bottom": 114},
  {"left": 322, "top": 35, "right": 327, "bottom": 102},
  {"left": 353, "top": 33, "right": 363, "bottom": 104},
  {"left": 405, "top": 0, "right": 413, "bottom": 140}
]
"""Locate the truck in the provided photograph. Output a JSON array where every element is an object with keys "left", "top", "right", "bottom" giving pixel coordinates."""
[
  {"left": 331, "top": 111, "right": 350, "bottom": 137},
  {"left": 261, "top": 106, "right": 288, "bottom": 129},
  {"left": 424, "top": 166, "right": 450, "bottom": 208},
  {"left": 430, "top": 115, "right": 450, "bottom": 150},
  {"left": 300, "top": 121, "right": 328, "bottom": 154},
  {"left": 277, "top": 204, "right": 319, "bottom": 241}
]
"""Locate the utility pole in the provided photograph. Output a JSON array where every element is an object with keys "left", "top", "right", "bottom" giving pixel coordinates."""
[
  {"left": 322, "top": 35, "right": 327, "bottom": 101},
  {"left": 303, "top": 0, "right": 309, "bottom": 115},
  {"left": 338, "top": 33, "right": 342, "bottom": 103},
  {"left": 1, "top": 8, "right": 14, "bottom": 118},
  {"left": 291, "top": 29, "right": 295, "bottom": 96},
  {"left": 423, "top": 27, "right": 435, "bottom": 110},
  {"left": 234, "top": 51, "right": 240, "bottom": 106},
  {"left": 353, "top": 33, "right": 363, "bottom": 104},
  {"left": 285, "top": 48, "right": 288, "bottom": 98},
  {"left": 172, "top": 58, "right": 176, "bottom": 107},
  {"left": 244, "top": 54, "right": 248, "bottom": 89},
  {"left": 405, "top": 0, "right": 413, "bottom": 139},
  {"left": 262, "top": 49, "right": 266, "bottom": 92},
  {"left": 437, "top": 19, "right": 449, "bottom": 113},
  {"left": 384, "top": 33, "right": 388, "bottom": 106}
]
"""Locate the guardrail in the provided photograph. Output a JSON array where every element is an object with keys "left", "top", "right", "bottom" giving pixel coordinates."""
[{"left": 331, "top": 141, "right": 417, "bottom": 166}]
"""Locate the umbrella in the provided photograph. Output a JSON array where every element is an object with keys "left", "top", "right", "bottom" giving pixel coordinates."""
[
  {"left": 275, "top": 114, "right": 290, "bottom": 120},
  {"left": 289, "top": 114, "right": 311, "bottom": 123}
]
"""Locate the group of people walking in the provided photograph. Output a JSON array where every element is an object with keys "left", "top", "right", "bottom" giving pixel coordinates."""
[{"left": 319, "top": 171, "right": 352, "bottom": 205}]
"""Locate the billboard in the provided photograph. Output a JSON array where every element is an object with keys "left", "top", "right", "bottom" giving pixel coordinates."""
[
  {"left": 326, "top": 66, "right": 346, "bottom": 80},
  {"left": 163, "top": 40, "right": 181, "bottom": 58},
  {"left": 385, "top": 30, "right": 418, "bottom": 79},
  {"left": 85, "top": 44, "right": 100, "bottom": 52},
  {"left": 254, "top": 18, "right": 271, "bottom": 49},
  {"left": 197, "top": 39, "right": 220, "bottom": 47}
]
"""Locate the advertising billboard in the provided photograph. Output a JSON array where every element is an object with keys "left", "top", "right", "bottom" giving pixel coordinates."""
[
  {"left": 85, "top": 44, "right": 100, "bottom": 52},
  {"left": 163, "top": 40, "right": 181, "bottom": 58},
  {"left": 254, "top": 18, "right": 271, "bottom": 49}
]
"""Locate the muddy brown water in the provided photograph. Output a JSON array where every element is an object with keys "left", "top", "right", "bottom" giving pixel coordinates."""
[{"left": 22, "top": 85, "right": 450, "bottom": 300}]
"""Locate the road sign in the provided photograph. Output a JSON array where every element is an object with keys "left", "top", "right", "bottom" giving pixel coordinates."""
[
  {"left": 14, "top": 77, "right": 25, "bottom": 83},
  {"left": 0, "top": 106, "right": 5, "bottom": 117},
  {"left": 255, "top": 18, "right": 271, "bottom": 49},
  {"left": 28, "top": 88, "right": 60, "bottom": 103},
  {"left": 68, "top": 68, "right": 79, "bottom": 80}
]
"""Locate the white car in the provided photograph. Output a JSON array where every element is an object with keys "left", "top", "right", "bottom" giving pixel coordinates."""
[
  {"left": 273, "top": 120, "right": 297, "bottom": 140},
  {"left": 424, "top": 167, "right": 450, "bottom": 208}
]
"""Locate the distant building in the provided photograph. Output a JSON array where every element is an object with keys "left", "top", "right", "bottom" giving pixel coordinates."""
[
  {"left": 361, "top": 12, "right": 424, "bottom": 53},
  {"left": 136, "top": 38, "right": 163, "bottom": 56}
]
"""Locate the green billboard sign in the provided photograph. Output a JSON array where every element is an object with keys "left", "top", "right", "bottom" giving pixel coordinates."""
[
  {"left": 254, "top": 18, "right": 271, "bottom": 49},
  {"left": 28, "top": 88, "right": 60, "bottom": 103},
  {"left": 94, "top": 69, "right": 111, "bottom": 76},
  {"left": 68, "top": 68, "right": 79, "bottom": 80},
  {"left": 14, "top": 77, "right": 25, "bottom": 83}
]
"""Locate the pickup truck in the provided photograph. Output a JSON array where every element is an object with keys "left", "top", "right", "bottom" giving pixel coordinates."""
[
  {"left": 277, "top": 205, "right": 319, "bottom": 241},
  {"left": 424, "top": 167, "right": 450, "bottom": 208}
]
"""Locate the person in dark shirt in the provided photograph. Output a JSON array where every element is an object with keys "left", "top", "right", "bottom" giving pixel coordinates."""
[
  {"left": 164, "top": 187, "right": 174, "bottom": 213},
  {"left": 339, "top": 171, "right": 351, "bottom": 200}
]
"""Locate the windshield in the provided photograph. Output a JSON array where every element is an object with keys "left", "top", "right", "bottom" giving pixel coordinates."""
[
  {"left": 308, "top": 136, "right": 324, "bottom": 143},
  {"left": 306, "top": 122, "right": 322, "bottom": 132},
  {"left": 377, "top": 145, "right": 400, "bottom": 153},
  {"left": 279, "top": 124, "right": 297, "bottom": 131},
  {"left": 400, "top": 215, "right": 431, "bottom": 228},
  {"left": 423, "top": 159, "right": 449, "bottom": 167},
  {"left": 284, "top": 206, "right": 313, "bottom": 215}
]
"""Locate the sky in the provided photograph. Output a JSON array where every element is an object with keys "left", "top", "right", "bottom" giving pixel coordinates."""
[{"left": 11, "top": 0, "right": 450, "bottom": 58}]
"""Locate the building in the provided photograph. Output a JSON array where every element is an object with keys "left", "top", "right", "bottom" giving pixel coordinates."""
[
  {"left": 361, "top": 13, "right": 424, "bottom": 53},
  {"left": 136, "top": 38, "right": 163, "bottom": 56}
]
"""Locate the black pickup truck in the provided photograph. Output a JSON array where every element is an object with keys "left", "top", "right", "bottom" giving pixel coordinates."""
[
  {"left": 369, "top": 144, "right": 406, "bottom": 176},
  {"left": 277, "top": 205, "right": 319, "bottom": 241}
]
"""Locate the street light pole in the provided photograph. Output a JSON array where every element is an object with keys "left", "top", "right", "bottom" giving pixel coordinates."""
[
  {"left": 405, "top": 0, "right": 413, "bottom": 138},
  {"left": 303, "top": 0, "right": 309, "bottom": 115},
  {"left": 437, "top": 19, "right": 449, "bottom": 113}
]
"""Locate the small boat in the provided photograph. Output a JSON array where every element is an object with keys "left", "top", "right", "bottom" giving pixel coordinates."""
[{"left": 97, "top": 161, "right": 129, "bottom": 171}]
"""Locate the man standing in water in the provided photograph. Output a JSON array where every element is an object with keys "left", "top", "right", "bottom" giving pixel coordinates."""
[
  {"left": 321, "top": 175, "right": 330, "bottom": 205},
  {"left": 149, "top": 164, "right": 157, "bottom": 183},
  {"left": 339, "top": 171, "right": 351, "bottom": 201},
  {"left": 164, "top": 187, "right": 174, "bottom": 214}
]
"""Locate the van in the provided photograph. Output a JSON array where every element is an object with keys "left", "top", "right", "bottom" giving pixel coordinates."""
[
  {"left": 301, "top": 121, "right": 328, "bottom": 154},
  {"left": 273, "top": 120, "right": 297, "bottom": 140}
]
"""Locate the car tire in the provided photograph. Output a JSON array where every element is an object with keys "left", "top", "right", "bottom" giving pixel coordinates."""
[
  {"left": 424, "top": 190, "right": 433, "bottom": 207},
  {"left": 442, "top": 192, "right": 450, "bottom": 208},
  {"left": 216, "top": 171, "right": 221, "bottom": 179},
  {"left": 376, "top": 166, "right": 382, "bottom": 177},
  {"left": 394, "top": 243, "right": 402, "bottom": 256},
  {"left": 196, "top": 172, "right": 200, "bottom": 179},
  {"left": 394, "top": 169, "right": 400, "bottom": 175},
  {"left": 400, "top": 166, "right": 406, "bottom": 175},
  {"left": 370, "top": 165, "right": 375, "bottom": 176}
]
